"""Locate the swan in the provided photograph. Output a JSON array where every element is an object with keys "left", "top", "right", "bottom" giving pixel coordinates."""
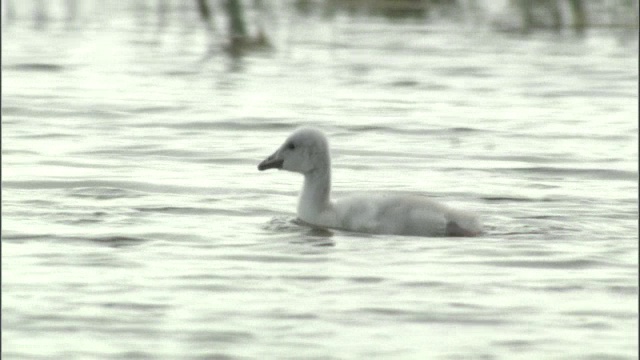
[{"left": 257, "top": 127, "right": 482, "bottom": 237}]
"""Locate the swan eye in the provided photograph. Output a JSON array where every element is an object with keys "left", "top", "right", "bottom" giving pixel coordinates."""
[{"left": 287, "top": 142, "right": 295, "bottom": 150}]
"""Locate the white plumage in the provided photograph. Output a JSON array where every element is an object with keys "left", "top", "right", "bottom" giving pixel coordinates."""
[{"left": 258, "top": 127, "right": 482, "bottom": 237}]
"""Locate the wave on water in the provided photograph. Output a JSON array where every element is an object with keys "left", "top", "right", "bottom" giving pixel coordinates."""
[
  {"left": 482, "top": 196, "right": 556, "bottom": 203},
  {"left": 262, "top": 215, "right": 303, "bottom": 233},
  {"left": 262, "top": 216, "right": 336, "bottom": 246},
  {"left": 1, "top": 180, "right": 211, "bottom": 195},
  {"left": 3, "top": 105, "right": 133, "bottom": 120},
  {"left": 1, "top": 232, "right": 149, "bottom": 248},
  {"left": 336, "top": 125, "right": 486, "bottom": 136},
  {"left": 355, "top": 307, "right": 511, "bottom": 326},
  {"left": 504, "top": 166, "right": 638, "bottom": 181},
  {"left": 85, "top": 235, "right": 150, "bottom": 247},
  {"left": 67, "top": 187, "right": 145, "bottom": 200},
  {"left": 483, "top": 258, "right": 614, "bottom": 269},
  {"left": 129, "top": 118, "right": 296, "bottom": 131},
  {"left": 133, "top": 206, "right": 228, "bottom": 215},
  {"left": 4, "top": 63, "right": 67, "bottom": 72}
]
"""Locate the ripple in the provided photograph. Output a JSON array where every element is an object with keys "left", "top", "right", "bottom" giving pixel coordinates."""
[
  {"left": 1, "top": 148, "right": 39, "bottom": 155},
  {"left": 482, "top": 196, "right": 555, "bottom": 203},
  {"left": 9, "top": 234, "right": 151, "bottom": 248},
  {"left": 40, "top": 160, "right": 118, "bottom": 169},
  {"left": 68, "top": 187, "right": 145, "bottom": 200},
  {"left": 102, "top": 302, "right": 171, "bottom": 312},
  {"left": 606, "top": 285, "right": 638, "bottom": 295},
  {"left": 282, "top": 275, "right": 332, "bottom": 283},
  {"left": 186, "top": 330, "right": 255, "bottom": 344},
  {"left": 0, "top": 233, "right": 52, "bottom": 242},
  {"left": 388, "top": 79, "right": 420, "bottom": 87},
  {"left": 112, "top": 352, "right": 156, "bottom": 360},
  {"left": 356, "top": 307, "right": 511, "bottom": 325},
  {"left": 130, "top": 105, "right": 188, "bottom": 114},
  {"left": 347, "top": 276, "right": 386, "bottom": 284},
  {"left": 262, "top": 216, "right": 304, "bottom": 232},
  {"left": 5, "top": 63, "right": 67, "bottom": 72},
  {"left": 221, "top": 253, "right": 327, "bottom": 263},
  {"left": 504, "top": 167, "right": 637, "bottom": 181},
  {"left": 481, "top": 258, "right": 606, "bottom": 269},
  {"left": 134, "top": 206, "right": 220, "bottom": 215},
  {"left": 2, "top": 180, "right": 209, "bottom": 195},
  {"left": 398, "top": 280, "right": 450, "bottom": 289},
  {"left": 85, "top": 235, "right": 149, "bottom": 248},
  {"left": 562, "top": 310, "right": 632, "bottom": 320},
  {"left": 340, "top": 125, "right": 486, "bottom": 136},
  {"left": 17, "top": 132, "right": 79, "bottom": 139},
  {"left": 130, "top": 118, "right": 295, "bottom": 131},
  {"left": 492, "top": 339, "right": 540, "bottom": 350}
]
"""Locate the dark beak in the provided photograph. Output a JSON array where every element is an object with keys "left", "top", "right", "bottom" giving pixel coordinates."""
[{"left": 258, "top": 154, "right": 284, "bottom": 171}]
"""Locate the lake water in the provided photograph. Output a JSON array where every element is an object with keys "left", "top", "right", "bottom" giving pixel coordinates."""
[{"left": 2, "top": 2, "right": 639, "bottom": 359}]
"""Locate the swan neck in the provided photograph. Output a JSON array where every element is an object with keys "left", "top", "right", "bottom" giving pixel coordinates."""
[{"left": 300, "top": 166, "right": 331, "bottom": 212}]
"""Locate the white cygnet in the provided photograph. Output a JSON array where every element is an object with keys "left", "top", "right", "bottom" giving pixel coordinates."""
[{"left": 258, "top": 127, "right": 482, "bottom": 237}]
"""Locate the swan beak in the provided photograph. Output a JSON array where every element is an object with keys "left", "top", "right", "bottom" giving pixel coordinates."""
[{"left": 258, "top": 153, "right": 284, "bottom": 171}]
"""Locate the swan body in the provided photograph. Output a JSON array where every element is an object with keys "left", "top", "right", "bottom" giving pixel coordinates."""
[{"left": 258, "top": 127, "right": 482, "bottom": 237}]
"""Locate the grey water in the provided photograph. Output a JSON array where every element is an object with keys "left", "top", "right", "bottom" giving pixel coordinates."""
[{"left": 2, "top": 1, "right": 638, "bottom": 359}]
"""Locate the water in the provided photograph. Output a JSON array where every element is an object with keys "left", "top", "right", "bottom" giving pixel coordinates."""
[{"left": 2, "top": 2, "right": 638, "bottom": 359}]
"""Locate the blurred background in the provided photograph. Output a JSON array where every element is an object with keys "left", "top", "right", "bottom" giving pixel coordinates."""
[
  {"left": 2, "top": 1, "right": 638, "bottom": 359},
  {"left": 2, "top": 0, "right": 639, "bottom": 51}
]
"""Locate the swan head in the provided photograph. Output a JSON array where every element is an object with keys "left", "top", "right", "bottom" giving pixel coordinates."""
[{"left": 258, "top": 127, "right": 330, "bottom": 175}]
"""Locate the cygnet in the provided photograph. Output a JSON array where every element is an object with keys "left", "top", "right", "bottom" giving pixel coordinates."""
[{"left": 258, "top": 127, "right": 482, "bottom": 237}]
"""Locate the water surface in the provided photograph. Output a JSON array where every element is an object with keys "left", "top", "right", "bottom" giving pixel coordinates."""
[{"left": 2, "top": 3, "right": 638, "bottom": 359}]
